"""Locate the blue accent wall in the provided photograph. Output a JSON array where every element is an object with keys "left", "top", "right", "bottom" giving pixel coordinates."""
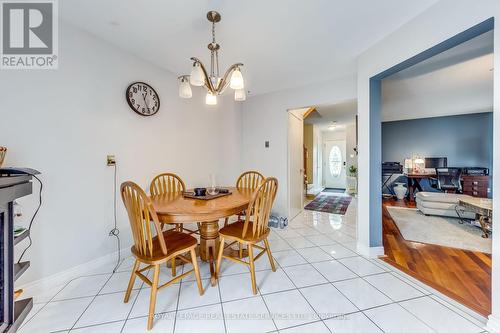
[{"left": 382, "top": 112, "right": 493, "bottom": 193}]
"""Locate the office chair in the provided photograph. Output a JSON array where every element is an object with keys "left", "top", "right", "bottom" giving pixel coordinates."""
[{"left": 435, "top": 168, "right": 462, "bottom": 193}]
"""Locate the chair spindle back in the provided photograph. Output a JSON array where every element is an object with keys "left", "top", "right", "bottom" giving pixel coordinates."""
[
  {"left": 242, "top": 177, "right": 278, "bottom": 239},
  {"left": 150, "top": 173, "right": 185, "bottom": 196},
  {"left": 121, "top": 181, "right": 167, "bottom": 258},
  {"left": 236, "top": 171, "right": 264, "bottom": 191}
]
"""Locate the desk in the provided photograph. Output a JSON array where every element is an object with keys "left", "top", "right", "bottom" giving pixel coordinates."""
[
  {"left": 458, "top": 197, "right": 493, "bottom": 238},
  {"left": 150, "top": 187, "right": 253, "bottom": 286},
  {"left": 405, "top": 172, "right": 436, "bottom": 202}
]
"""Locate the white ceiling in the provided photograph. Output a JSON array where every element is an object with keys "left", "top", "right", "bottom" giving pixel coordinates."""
[
  {"left": 304, "top": 99, "right": 357, "bottom": 131},
  {"left": 60, "top": 0, "right": 439, "bottom": 96},
  {"left": 382, "top": 30, "right": 494, "bottom": 122}
]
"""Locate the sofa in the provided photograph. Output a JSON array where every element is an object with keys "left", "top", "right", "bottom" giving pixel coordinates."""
[{"left": 415, "top": 192, "right": 476, "bottom": 219}]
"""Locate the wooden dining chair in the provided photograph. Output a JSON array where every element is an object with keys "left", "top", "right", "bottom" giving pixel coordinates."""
[
  {"left": 150, "top": 172, "right": 185, "bottom": 196},
  {"left": 223, "top": 171, "right": 264, "bottom": 227},
  {"left": 121, "top": 181, "right": 203, "bottom": 330},
  {"left": 150, "top": 173, "right": 200, "bottom": 235},
  {"left": 216, "top": 177, "right": 278, "bottom": 294}
]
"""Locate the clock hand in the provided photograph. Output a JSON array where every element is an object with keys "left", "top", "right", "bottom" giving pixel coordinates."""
[{"left": 142, "top": 93, "right": 151, "bottom": 112}]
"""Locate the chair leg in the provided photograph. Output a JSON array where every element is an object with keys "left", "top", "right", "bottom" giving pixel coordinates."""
[
  {"left": 171, "top": 256, "right": 176, "bottom": 277},
  {"left": 124, "top": 259, "right": 140, "bottom": 303},
  {"left": 190, "top": 248, "right": 204, "bottom": 295},
  {"left": 264, "top": 239, "right": 276, "bottom": 272},
  {"left": 147, "top": 264, "right": 160, "bottom": 330},
  {"left": 224, "top": 217, "right": 229, "bottom": 227},
  {"left": 238, "top": 242, "right": 243, "bottom": 258},
  {"left": 215, "top": 236, "right": 225, "bottom": 277},
  {"left": 248, "top": 244, "right": 257, "bottom": 295}
]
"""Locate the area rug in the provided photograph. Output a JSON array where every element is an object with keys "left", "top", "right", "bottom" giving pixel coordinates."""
[
  {"left": 304, "top": 192, "right": 352, "bottom": 214},
  {"left": 387, "top": 206, "right": 491, "bottom": 253}
]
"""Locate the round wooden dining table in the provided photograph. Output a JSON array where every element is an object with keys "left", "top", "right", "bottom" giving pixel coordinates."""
[{"left": 150, "top": 187, "right": 254, "bottom": 286}]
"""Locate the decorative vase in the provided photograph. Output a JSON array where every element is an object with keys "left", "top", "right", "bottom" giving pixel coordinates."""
[
  {"left": 347, "top": 176, "right": 357, "bottom": 195},
  {"left": 0, "top": 147, "right": 6, "bottom": 167},
  {"left": 393, "top": 182, "right": 407, "bottom": 200}
]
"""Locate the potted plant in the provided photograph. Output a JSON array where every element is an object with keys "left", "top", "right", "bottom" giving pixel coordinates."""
[{"left": 348, "top": 165, "right": 357, "bottom": 178}]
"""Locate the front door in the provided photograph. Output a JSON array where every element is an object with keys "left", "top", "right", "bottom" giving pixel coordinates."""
[{"left": 323, "top": 140, "right": 346, "bottom": 189}]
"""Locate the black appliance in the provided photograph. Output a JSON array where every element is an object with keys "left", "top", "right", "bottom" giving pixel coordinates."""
[
  {"left": 0, "top": 168, "right": 39, "bottom": 332},
  {"left": 425, "top": 157, "right": 447, "bottom": 169},
  {"left": 382, "top": 162, "right": 403, "bottom": 173},
  {"left": 462, "top": 167, "right": 489, "bottom": 176}
]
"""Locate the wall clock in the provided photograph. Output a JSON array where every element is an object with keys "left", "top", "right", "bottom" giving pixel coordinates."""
[{"left": 125, "top": 82, "right": 160, "bottom": 116}]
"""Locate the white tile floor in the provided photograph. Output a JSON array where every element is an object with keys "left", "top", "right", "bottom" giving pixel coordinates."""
[{"left": 19, "top": 196, "right": 489, "bottom": 333}]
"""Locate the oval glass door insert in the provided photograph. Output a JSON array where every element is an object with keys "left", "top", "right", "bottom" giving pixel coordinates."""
[{"left": 329, "top": 146, "right": 342, "bottom": 177}]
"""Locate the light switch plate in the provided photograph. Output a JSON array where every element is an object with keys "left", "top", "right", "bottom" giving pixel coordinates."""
[{"left": 265, "top": 141, "right": 269, "bottom": 148}]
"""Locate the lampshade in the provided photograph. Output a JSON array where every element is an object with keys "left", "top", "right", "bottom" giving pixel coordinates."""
[
  {"left": 205, "top": 93, "right": 217, "bottom": 105},
  {"left": 229, "top": 68, "right": 244, "bottom": 89},
  {"left": 190, "top": 62, "right": 205, "bottom": 86},
  {"left": 234, "top": 89, "right": 246, "bottom": 101},
  {"left": 179, "top": 77, "right": 192, "bottom": 98}
]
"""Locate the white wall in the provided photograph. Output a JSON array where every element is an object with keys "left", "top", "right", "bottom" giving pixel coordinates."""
[
  {"left": 242, "top": 76, "right": 357, "bottom": 216},
  {"left": 345, "top": 123, "right": 358, "bottom": 171},
  {"left": 322, "top": 129, "right": 346, "bottom": 141},
  {"left": 0, "top": 22, "right": 242, "bottom": 284},
  {"left": 356, "top": 0, "right": 499, "bottom": 328},
  {"left": 312, "top": 124, "right": 323, "bottom": 190}
]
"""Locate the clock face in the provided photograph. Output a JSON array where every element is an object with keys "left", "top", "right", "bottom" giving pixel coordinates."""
[{"left": 126, "top": 82, "right": 160, "bottom": 116}]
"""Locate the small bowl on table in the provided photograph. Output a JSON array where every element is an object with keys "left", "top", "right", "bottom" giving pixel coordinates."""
[{"left": 193, "top": 187, "right": 207, "bottom": 197}]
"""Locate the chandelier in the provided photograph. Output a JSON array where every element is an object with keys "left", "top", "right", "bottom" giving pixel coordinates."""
[{"left": 178, "top": 11, "right": 246, "bottom": 105}]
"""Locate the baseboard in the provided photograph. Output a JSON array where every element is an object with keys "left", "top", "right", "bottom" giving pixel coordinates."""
[
  {"left": 356, "top": 243, "right": 384, "bottom": 258},
  {"left": 19, "top": 247, "right": 130, "bottom": 291},
  {"left": 487, "top": 315, "right": 500, "bottom": 333}
]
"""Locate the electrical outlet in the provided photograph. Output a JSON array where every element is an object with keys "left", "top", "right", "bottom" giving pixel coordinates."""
[{"left": 107, "top": 155, "right": 116, "bottom": 166}]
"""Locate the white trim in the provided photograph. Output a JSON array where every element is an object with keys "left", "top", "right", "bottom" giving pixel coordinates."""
[
  {"left": 356, "top": 243, "right": 384, "bottom": 258},
  {"left": 287, "top": 110, "right": 305, "bottom": 219},
  {"left": 487, "top": 315, "right": 500, "bottom": 333},
  {"left": 19, "top": 248, "right": 130, "bottom": 291}
]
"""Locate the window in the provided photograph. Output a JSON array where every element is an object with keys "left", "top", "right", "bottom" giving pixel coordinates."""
[{"left": 329, "top": 146, "right": 342, "bottom": 177}]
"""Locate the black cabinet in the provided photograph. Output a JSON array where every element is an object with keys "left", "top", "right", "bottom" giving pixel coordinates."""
[{"left": 0, "top": 175, "right": 33, "bottom": 332}]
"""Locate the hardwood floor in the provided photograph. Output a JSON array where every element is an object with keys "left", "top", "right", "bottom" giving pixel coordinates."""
[{"left": 382, "top": 198, "right": 491, "bottom": 317}]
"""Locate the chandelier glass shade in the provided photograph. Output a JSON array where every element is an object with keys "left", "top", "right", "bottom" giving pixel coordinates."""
[
  {"left": 178, "top": 11, "right": 245, "bottom": 105},
  {"left": 234, "top": 88, "right": 246, "bottom": 101},
  {"left": 178, "top": 75, "right": 192, "bottom": 98},
  {"left": 205, "top": 93, "right": 217, "bottom": 105}
]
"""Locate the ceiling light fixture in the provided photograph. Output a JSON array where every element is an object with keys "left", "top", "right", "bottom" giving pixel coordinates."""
[
  {"left": 328, "top": 122, "right": 337, "bottom": 131},
  {"left": 178, "top": 11, "right": 245, "bottom": 105}
]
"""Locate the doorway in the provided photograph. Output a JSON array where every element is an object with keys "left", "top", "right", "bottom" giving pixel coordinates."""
[
  {"left": 369, "top": 18, "right": 494, "bottom": 316},
  {"left": 287, "top": 101, "right": 358, "bottom": 218},
  {"left": 287, "top": 108, "right": 306, "bottom": 219},
  {"left": 323, "top": 139, "right": 347, "bottom": 189}
]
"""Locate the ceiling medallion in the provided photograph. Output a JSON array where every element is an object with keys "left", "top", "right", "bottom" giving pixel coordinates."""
[{"left": 178, "top": 11, "right": 245, "bottom": 105}]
